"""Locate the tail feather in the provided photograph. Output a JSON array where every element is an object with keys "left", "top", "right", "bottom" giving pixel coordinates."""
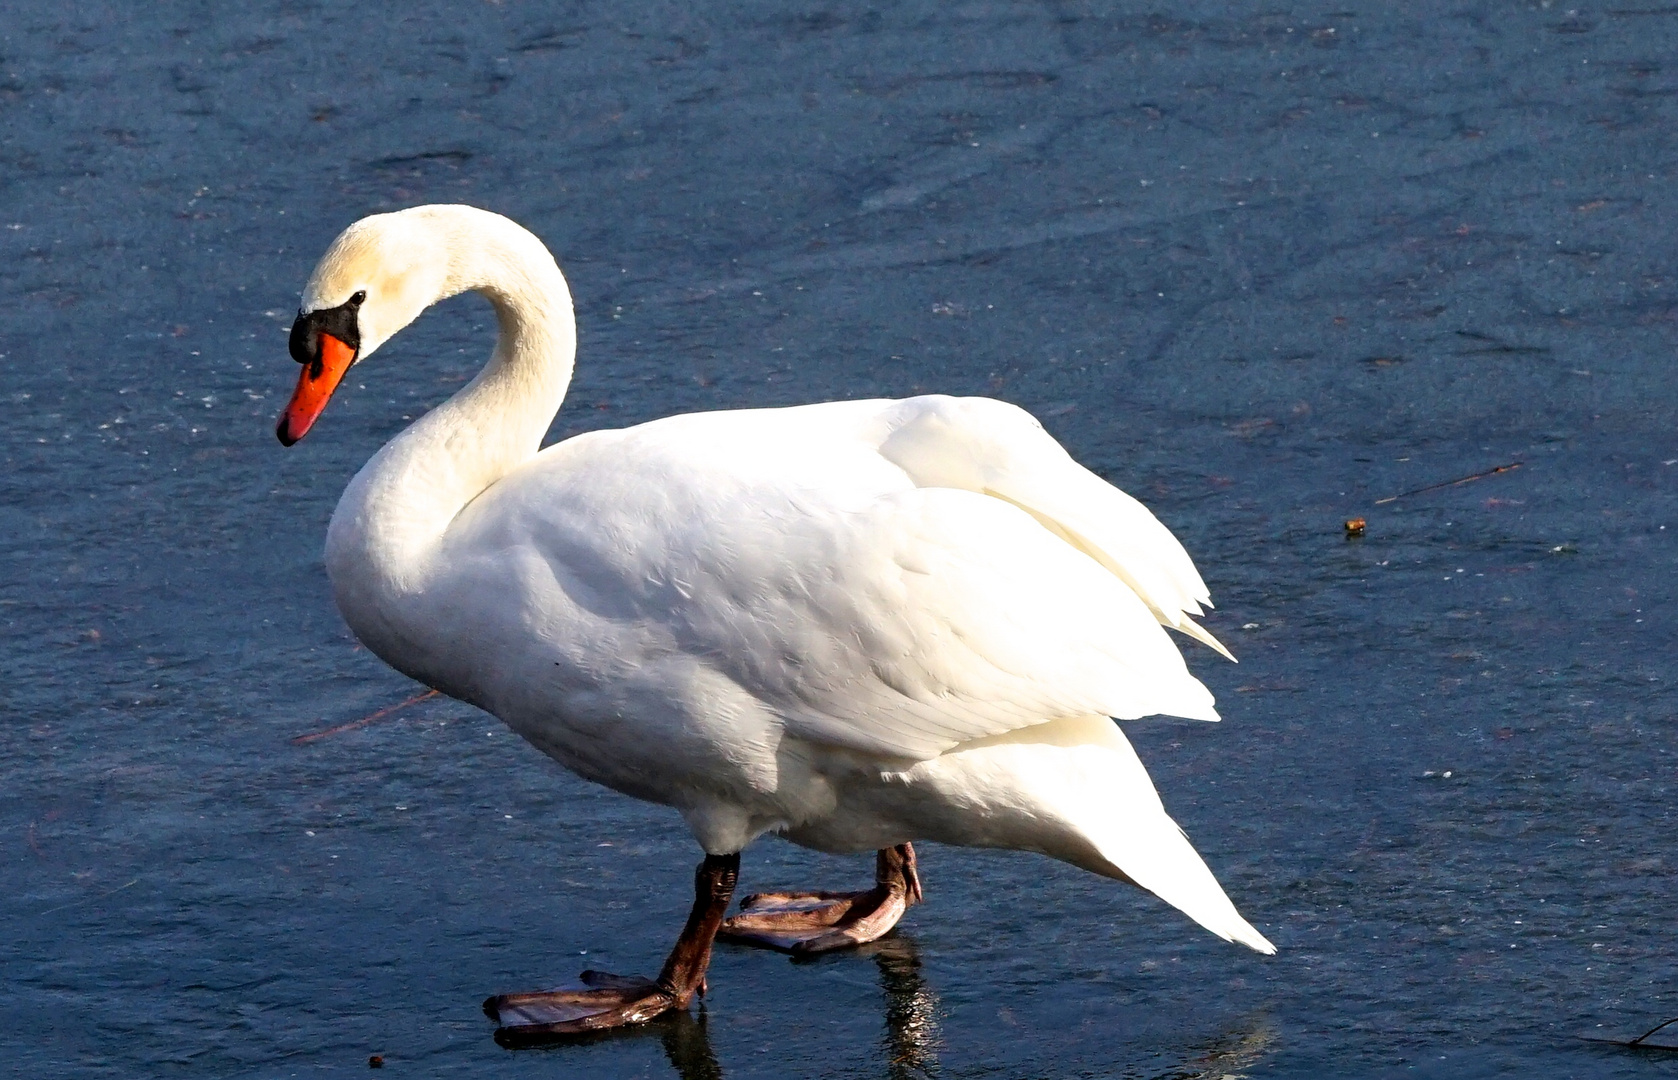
[
  {"left": 1088, "top": 809, "right": 1275, "bottom": 954},
  {"left": 1070, "top": 721, "right": 1274, "bottom": 953},
  {"left": 915, "top": 714, "right": 1274, "bottom": 954}
]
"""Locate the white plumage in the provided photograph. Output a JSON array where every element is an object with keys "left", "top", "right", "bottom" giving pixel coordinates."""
[{"left": 285, "top": 204, "right": 1273, "bottom": 963}]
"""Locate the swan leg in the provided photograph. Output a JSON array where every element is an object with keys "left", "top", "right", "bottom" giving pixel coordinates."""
[
  {"left": 486, "top": 852, "right": 739, "bottom": 1044},
  {"left": 718, "top": 843, "right": 921, "bottom": 954}
]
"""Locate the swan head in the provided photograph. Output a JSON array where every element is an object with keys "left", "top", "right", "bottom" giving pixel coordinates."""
[{"left": 277, "top": 208, "right": 453, "bottom": 445}]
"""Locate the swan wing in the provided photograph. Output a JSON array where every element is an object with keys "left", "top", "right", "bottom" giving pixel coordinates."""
[
  {"left": 870, "top": 395, "right": 1233, "bottom": 660},
  {"left": 717, "top": 483, "right": 1220, "bottom": 760},
  {"left": 488, "top": 397, "right": 1223, "bottom": 761}
]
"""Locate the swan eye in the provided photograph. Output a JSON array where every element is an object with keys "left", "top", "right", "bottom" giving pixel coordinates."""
[{"left": 350, "top": 290, "right": 367, "bottom": 305}]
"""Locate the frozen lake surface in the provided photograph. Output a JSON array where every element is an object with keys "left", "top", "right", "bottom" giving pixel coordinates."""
[{"left": 4, "top": 2, "right": 1678, "bottom": 1076}]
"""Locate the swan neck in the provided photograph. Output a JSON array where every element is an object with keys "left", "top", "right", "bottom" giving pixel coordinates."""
[
  {"left": 459, "top": 273, "right": 576, "bottom": 474},
  {"left": 327, "top": 215, "right": 576, "bottom": 605}
]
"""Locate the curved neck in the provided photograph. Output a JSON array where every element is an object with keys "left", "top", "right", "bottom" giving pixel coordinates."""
[{"left": 325, "top": 216, "right": 576, "bottom": 618}]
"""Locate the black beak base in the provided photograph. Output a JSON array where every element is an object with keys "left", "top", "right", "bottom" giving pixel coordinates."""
[{"left": 289, "top": 294, "right": 364, "bottom": 368}]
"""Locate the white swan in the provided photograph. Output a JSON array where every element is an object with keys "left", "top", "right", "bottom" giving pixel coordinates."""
[{"left": 277, "top": 204, "right": 1273, "bottom": 1041}]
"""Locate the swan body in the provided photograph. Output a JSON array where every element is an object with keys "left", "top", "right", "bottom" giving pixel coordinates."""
[{"left": 281, "top": 205, "right": 1273, "bottom": 986}]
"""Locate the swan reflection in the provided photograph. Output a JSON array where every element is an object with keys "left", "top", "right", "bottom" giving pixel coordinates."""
[
  {"left": 653, "top": 934, "right": 942, "bottom": 1080},
  {"left": 545, "top": 940, "right": 1271, "bottom": 1080},
  {"left": 863, "top": 936, "right": 942, "bottom": 1078},
  {"left": 656, "top": 1009, "right": 724, "bottom": 1080},
  {"left": 1155, "top": 1017, "right": 1277, "bottom": 1080}
]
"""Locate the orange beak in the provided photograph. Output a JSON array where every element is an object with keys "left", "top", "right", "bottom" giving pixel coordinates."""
[{"left": 276, "top": 332, "right": 355, "bottom": 445}]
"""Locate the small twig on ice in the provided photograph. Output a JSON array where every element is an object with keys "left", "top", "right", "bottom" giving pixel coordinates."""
[
  {"left": 1629, "top": 1016, "right": 1678, "bottom": 1048},
  {"left": 1581, "top": 1015, "right": 1678, "bottom": 1052},
  {"left": 37, "top": 878, "right": 139, "bottom": 917},
  {"left": 291, "top": 689, "right": 440, "bottom": 745},
  {"left": 1374, "top": 462, "right": 1521, "bottom": 505}
]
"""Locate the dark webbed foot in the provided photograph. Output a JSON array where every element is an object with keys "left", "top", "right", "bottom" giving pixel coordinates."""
[
  {"left": 486, "top": 971, "right": 674, "bottom": 1043},
  {"left": 488, "top": 854, "right": 737, "bottom": 1044},
  {"left": 719, "top": 843, "right": 921, "bottom": 954}
]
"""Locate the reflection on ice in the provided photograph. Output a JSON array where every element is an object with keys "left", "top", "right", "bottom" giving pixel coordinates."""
[
  {"left": 1157, "top": 1017, "right": 1277, "bottom": 1080},
  {"left": 658, "top": 1010, "right": 724, "bottom": 1080},
  {"left": 866, "top": 936, "right": 942, "bottom": 1078},
  {"left": 650, "top": 935, "right": 944, "bottom": 1079},
  {"left": 651, "top": 933, "right": 1274, "bottom": 1080}
]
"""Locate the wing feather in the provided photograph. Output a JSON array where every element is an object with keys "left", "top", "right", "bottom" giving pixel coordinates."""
[
  {"left": 659, "top": 483, "right": 1217, "bottom": 760},
  {"left": 503, "top": 396, "right": 1228, "bottom": 763},
  {"left": 872, "top": 396, "right": 1234, "bottom": 660}
]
